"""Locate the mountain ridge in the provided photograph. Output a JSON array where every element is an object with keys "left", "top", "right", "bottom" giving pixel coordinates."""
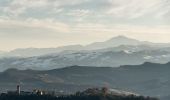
[
  {"left": 1, "top": 44, "right": 170, "bottom": 71},
  {"left": 1, "top": 35, "right": 170, "bottom": 57},
  {"left": 0, "top": 62, "right": 170, "bottom": 100}
]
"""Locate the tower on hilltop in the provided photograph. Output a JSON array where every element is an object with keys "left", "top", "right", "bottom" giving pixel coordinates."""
[{"left": 17, "top": 85, "right": 20, "bottom": 95}]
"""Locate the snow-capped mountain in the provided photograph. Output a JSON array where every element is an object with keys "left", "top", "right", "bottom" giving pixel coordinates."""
[
  {"left": 1, "top": 36, "right": 170, "bottom": 58},
  {"left": 1, "top": 45, "right": 170, "bottom": 71},
  {"left": 1, "top": 36, "right": 170, "bottom": 71},
  {"left": 85, "top": 35, "right": 147, "bottom": 50}
]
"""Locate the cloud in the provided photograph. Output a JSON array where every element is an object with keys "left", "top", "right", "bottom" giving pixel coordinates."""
[
  {"left": 66, "top": 9, "right": 91, "bottom": 17},
  {"left": 106, "top": 0, "right": 170, "bottom": 19},
  {"left": 2, "top": 0, "right": 170, "bottom": 21},
  {"left": 2, "top": 0, "right": 90, "bottom": 16},
  {"left": 3, "top": 0, "right": 49, "bottom": 16},
  {"left": 0, "top": 17, "right": 70, "bottom": 37}
]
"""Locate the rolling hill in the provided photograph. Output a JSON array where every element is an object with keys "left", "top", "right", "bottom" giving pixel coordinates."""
[{"left": 0, "top": 62, "right": 169, "bottom": 100}]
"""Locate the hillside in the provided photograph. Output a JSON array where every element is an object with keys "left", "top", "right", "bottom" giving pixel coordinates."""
[
  {"left": 1, "top": 36, "right": 170, "bottom": 72},
  {"left": 1, "top": 45, "right": 170, "bottom": 71},
  {"left": 0, "top": 62, "right": 169, "bottom": 99}
]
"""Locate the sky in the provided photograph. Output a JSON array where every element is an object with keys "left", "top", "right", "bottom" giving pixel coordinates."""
[{"left": 0, "top": 0, "right": 170, "bottom": 51}]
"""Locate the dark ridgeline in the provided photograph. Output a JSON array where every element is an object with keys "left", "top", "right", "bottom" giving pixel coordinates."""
[
  {"left": 0, "top": 62, "right": 169, "bottom": 99},
  {"left": 0, "top": 95, "right": 159, "bottom": 100},
  {"left": 0, "top": 92, "right": 159, "bottom": 100},
  {"left": 0, "top": 87, "right": 159, "bottom": 100}
]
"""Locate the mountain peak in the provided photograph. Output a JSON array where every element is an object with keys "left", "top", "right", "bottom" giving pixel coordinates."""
[
  {"left": 114, "top": 35, "right": 129, "bottom": 39},
  {"left": 85, "top": 35, "right": 143, "bottom": 50},
  {"left": 106, "top": 35, "right": 139, "bottom": 42}
]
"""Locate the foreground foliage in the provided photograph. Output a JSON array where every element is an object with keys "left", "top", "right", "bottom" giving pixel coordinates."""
[{"left": 0, "top": 94, "right": 159, "bottom": 100}]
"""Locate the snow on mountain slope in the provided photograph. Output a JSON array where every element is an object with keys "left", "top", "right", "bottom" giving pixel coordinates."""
[
  {"left": 1, "top": 46, "right": 170, "bottom": 71},
  {"left": 1, "top": 36, "right": 170, "bottom": 58}
]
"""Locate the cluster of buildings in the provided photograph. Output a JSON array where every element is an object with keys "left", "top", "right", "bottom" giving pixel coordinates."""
[
  {"left": 0, "top": 85, "right": 139, "bottom": 97},
  {"left": 0, "top": 85, "right": 65, "bottom": 96}
]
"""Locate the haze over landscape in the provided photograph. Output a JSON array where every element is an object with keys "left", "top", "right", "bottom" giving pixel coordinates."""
[{"left": 0, "top": 0, "right": 170, "bottom": 100}]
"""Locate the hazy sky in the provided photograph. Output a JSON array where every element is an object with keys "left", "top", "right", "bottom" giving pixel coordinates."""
[{"left": 0, "top": 0, "right": 170, "bottom": 51}]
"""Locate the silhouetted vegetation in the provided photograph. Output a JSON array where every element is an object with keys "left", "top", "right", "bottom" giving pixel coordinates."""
[{"left": 0, "top": 94, "right": 159, "bottom": 100}]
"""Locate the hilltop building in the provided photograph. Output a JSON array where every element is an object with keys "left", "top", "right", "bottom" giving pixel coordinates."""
[{"left": 3, "top": 85, "right": 67, "bottom": 96}]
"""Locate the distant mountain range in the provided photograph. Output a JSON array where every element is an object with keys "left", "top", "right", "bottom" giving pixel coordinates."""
[
  {"left": 0, "top": 36, "right": 169, "bottom": 100},
  {"left": 84, "top": 35, "right": 153, "bottom": 50},
  {"left": 0, "top": 62, "right": 169, "bottom": 100},
  {"left": 0, "top": 45, "right": 84, "bottom": 57},
  {"left": 1, "top": 36, "right": 170, "bottom": 57},
  {"left": 1, "top": 44, "right": 170, "bottom": 71},
  {"left": 1, "top": 36, "right": 170, "bottom": 71}
]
